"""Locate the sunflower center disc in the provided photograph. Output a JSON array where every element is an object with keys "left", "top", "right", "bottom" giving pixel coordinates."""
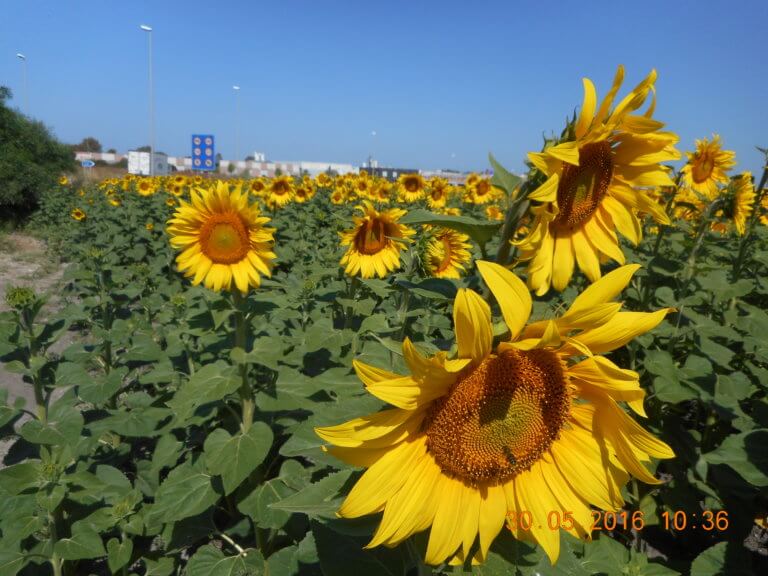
[
  {"left": 553, "top": 141, "right": 614, "bottom": 229},
  {"left": 691, "top": 154, "right": 715, "bottom": 184},
  {"left": 475, "top": 181, "right": 490, "bottom": 197},
  {"left": 355, "top": 217, "right": 389, "bottom": 255},
  {"left": 404, "top": 178, "right": 419, "bottom": 192},
  {"left": 199, "top": 213, "right": 250, "bottom": 264},
  {"left": 424, "top": 349, "right": 570, "bottom": 485}
]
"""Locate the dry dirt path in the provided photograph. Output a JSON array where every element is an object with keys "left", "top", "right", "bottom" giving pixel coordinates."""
[{"left": 0, "top": 232, "right": 71, "bottom": 463}]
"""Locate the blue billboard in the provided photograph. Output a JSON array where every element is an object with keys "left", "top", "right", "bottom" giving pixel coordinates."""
[{"left": 191, "top": 134, "right": 215, "bottom": 171}]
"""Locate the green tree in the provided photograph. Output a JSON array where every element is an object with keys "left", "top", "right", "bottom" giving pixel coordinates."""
[
  {"left": 71, "top": 136, "right": 102, "bottom": 153},
  {"left": 0, "top": 86, "right": 75, "bottom": 219}
]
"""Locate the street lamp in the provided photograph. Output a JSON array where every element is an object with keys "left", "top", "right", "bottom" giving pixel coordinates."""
[
  {"left": 16, "top": 53, "right": 28, "bottom": 114},
  {"left": 139, "top": 24, "right": 154, "bottom": 176},
  {"left": 233, "top": 85, "right": 241, "bottom": 165}
]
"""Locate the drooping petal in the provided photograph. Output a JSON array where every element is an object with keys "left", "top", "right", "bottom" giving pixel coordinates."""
[
  {"left": 476, "top": 260, "right": 531, "bottom": 340},
  {"left": 454, "top": 288, "right": 492, "bottom": 363}
]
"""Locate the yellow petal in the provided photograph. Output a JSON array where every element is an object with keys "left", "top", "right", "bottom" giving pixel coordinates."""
[
  {"left": 476, "top": 260, "right": 531, "bottom": 340},
  {"left": 551, "top": 232, "right": 575, "bottom": 292},
  {"left": 567, "top": 263, "right": 640, "bottom": 317},
  {"left": 574, "top": 78, "right": 597, "bottom": 139},
  {"left": 572, "top": 228, "right": 601, "bottom": 284},
  {"left": 338, "top": 436, "right": 426, "bottom": 518},
  {"left": 454, "top": 289, "right": 492, "bottom": 363},
  {"left": 527, "top": 173, "right": 559, "bottom": 203},
  {"left": 575, "top": 308, "right": 672, "bottom": 354},
  {"left": 514, "top": 463, "right": 560, "bottom": 564},
  {"left": 425, "top": 475, "right": 466, "bottom": 564},
  {"left": 477, "top": 484, "right": 507, "bottom": 561},
  {"left": 315, "top": 408, "right": 417, "bottom": 448}
]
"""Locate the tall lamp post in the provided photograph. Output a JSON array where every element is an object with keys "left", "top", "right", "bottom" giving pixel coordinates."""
[
  {"left": 233, "top": 85, "right": 241, "bottom": 166},
  {"left": 139, "top": 24, "right": 154, "bottom": 176},
  {"left": 15, "top": 53, "right": 28, "bottom": 114}
]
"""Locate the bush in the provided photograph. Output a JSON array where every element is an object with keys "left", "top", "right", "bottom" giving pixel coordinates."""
[{"left": 0, "top": 86, "right": 75, "bottom": 219}]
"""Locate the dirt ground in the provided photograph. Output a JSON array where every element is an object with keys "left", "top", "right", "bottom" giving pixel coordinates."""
[{"left": 0, "top": 232, "right": 72, "bottom": 464}]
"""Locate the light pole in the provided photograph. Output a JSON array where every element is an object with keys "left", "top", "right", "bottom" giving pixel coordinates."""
[
  {"left": 370, "top": 130, "right": 377, "bottom": 171},
  {"left": 139, "top": 24, "right": 154, "bottom": 176},
  {"left": 15, "top": 53, "right": 28, "bottom": 114},
  {"left": 233, "top": 85, "right": 241, "bottom": 166}
]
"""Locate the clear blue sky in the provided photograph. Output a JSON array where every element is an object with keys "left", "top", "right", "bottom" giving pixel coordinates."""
[{"left": 1, "top": 0, "right": 766, "bottom": 175}]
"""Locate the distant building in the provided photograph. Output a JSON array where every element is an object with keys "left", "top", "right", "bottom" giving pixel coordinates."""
[
  {"left": 362, "top": 166, "right": 419, "bottom": 182},
  {"left": 128, "top": 151, "right": 168, "bottom": 176}
]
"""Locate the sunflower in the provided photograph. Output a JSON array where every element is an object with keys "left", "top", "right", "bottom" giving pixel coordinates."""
[
  {"left": 70, "top": 208, "right": 86, "bottom": 221},
  {"left": 516, "top": 66, "right": 680, "bottom": 295},
  {"left": 467, "top": 177, "right": 496, "bottom": 204},
  {"left": 330, "top": 188, "right": 347, "bottom": 205},
  {"left": 268, "top": 175, "right": 294, "bottom": 207},
  {"left": 440, "top": 206, "right": 461, "bottom": 216},
  {"left": 316, "top": 172, "right": 332, "bottom": 188},
  {"left": 294, "top": 184, "right": 312, "bottom": 203},
  {"left": 760, "top": 193, "right": 768, "bottom": 226},
  {"left": 136, "top": 178, "right": 156, "bottom": 197},
  {"left": 165, "top": 197, "right": 176, "bottom": 208},
  {"left": 681, "top": 135, "right": 736, "bottom": 200},
  {"left": 249, "top": 178, "right": 267, "bottom": 196},
  {"left": 424, "top": 227, "right": 472, "bottom": 279},
  {"left": 373, "top": 180, "right": 392, "bottom": 203},
  {"left": 109, "top": 197, "right": 121, "bottom": 208},
  {"left": 426, "top": 178, "right": 451, "bottom": 209},
  {"left": 145, "top": 222, "right": 155, "bottom": 231},
  {"left": 398, "top": 173, "right": 426, "bottom": 203},
  {"left": 59, "top": 176, "right": 69, "bottom": 186},
  {"left": 339, "top": 201, "right": 415, "bottom": 278},
  {"left": 354, "top": 173, "right": 373, "bottom": 199},
  {"left": 486, "top": 205, "right": 504, "bottom": 221},
  {"left": 166, "top": 181, "right": 276, "bottom": 293},
  {"left": 730, "top": 172, "right": 756, "bottom": 235},
  {"left": 316, "top": 263, "right": 673, "bottom": 565}
]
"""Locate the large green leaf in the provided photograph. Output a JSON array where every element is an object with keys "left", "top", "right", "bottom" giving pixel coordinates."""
[
  {"left": 54, "top": 529, "right": 106, "bottom": 560},
  {"left": 186, "top": 544, "right": 265, "bottom": 576},
  {"left": 166, "top": 361, "right": 240, "bottom": 419},
  {"left": 489, "top": 152, "right": 522, "bottom": 196},
  {"left": 704, "top": 429, "right": 768, "bottom": 486},
  {"left": 204, "top": 422, "right": 273, "bottom": 495},
  {"left": 147, "top": 459, "right": 221, "bottom": 524},
  {"left": 270, "top": 470, "right": 354, "bottom": 518},
  {"left": 399, "top": 209, "right": 501, "bottom": 247}
]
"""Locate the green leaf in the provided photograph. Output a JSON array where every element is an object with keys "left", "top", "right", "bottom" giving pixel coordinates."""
[
  {"left": 54, "top": 529, "right": 106, "bottom": 560},
  {"left": 704, "top": 429, "right": 768, "bottom": 486},
  {"left": 19, "top": 403, "right": 83, "bottom": 446},
  {"left": 186, "top": 544, "right": 265, "bottom": 576},
  {"left": 78, "top": 367, "right": 125, "bottom": 404},
  {"left": 489, "top": 152, "right": 522, "bottom": 195},
  {"left": 204, "top": 423, "right": 273, "bottom": 495},
  {"left": 106, "top": 536, "right": 133, "bottom": 573},
  {"left": 148, "top": 460, "right": 221, "bottom": 524},
  {"left": 270, "top": 470, "right": 354, "bottom": 518},
  {"left": 166, "top": 361, "right": 240, "bottom": 419},
  {"left": 690, "top": 541, "right": 752, "bottom": 576},
  {"left": 0, "top": 550, "right": 26, "bottom": 576},
  {"left": 399, "top": 209, "right": 501, "bottom": 247},
  {"left": 0, "top": 462, "right": 40, "bottom": 495},
  {"left": 238, "top": 477, "right": 297, "bottom": 530},
  {"left": 231, "top": 336, "right": 283, "bottom": 370}
]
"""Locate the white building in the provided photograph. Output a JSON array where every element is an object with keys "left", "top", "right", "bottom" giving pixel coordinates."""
[{"left": 127, "top": 151, "right": 169, "bottom": 176}]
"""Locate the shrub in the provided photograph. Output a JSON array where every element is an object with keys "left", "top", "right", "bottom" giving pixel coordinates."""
[{"left": 0, "top": 86, "right": 75, "bottom": 219}]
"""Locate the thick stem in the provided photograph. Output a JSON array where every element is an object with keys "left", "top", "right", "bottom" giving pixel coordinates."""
[
  {"left": 233, "top": 292, "right": 253, "bottom": 433},
  {"left": 343, "top": 275, "right": 360, "bottom": 330}
]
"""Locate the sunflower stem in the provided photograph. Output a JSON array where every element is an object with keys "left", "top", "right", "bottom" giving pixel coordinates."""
[
  {"left": 732, "top": 165, "right": 768, "bottom": 279},
  {"left": 233, "top": 291, "right": 254, "bottom": 433},
  {"left": 670, "top": 197, "right": 723, "bottom": 350},
  {"left": 640, "top": 178, "right": 680, "bottom": 308},
  {"left": 495, "top": 179, "right": 535, "bottom": 265}
]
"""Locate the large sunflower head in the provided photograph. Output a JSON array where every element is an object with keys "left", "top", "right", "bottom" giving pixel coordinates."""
[
  {"left": 249, "top": 178, "right": 267, "bottom": 196},
  {"left": 681, "top": 135, "right": 736, "bottom": 200},
  {"left": 398, "top": 173, "right": 426, "bottom": 203},
  {"left": 424, "top": 227, "right": 472, "bottom": 279},
  {"left": 467, "top": 177, "right": 496, "bottom": 204},
  {"left": 316, "top": 263, "right": 674, "bottom": 566},
  {"left": 517, "top": 66, "right": 680, "bottom": 295},
  {"left": 166, "top": 181, "right": 276, "bottom": 293},
  {"left": 268, "top": 175, "right": 294, "bottom": 207},
  {"left": 339, "top": 201, "right": 415, "bottom": 278}
]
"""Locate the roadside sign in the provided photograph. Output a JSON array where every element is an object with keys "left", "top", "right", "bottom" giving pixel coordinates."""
[
  {"left": 81, "top": 159, "right": 96, "bottom": 168},
  {"left": 192, "top": 134, "right": 215, "bottom": 171}
]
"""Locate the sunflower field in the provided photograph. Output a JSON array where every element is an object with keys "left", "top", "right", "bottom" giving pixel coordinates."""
[{"left": 2, "top": 66, "right": 768, "bottom": 576}]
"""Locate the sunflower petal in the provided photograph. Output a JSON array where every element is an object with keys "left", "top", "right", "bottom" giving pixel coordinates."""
[
  {"left": 477, "top": 260, "right": 531, "bottom": 340},
  {"left": 454, "top": 289, "right": 492, "bottom": 362}
]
